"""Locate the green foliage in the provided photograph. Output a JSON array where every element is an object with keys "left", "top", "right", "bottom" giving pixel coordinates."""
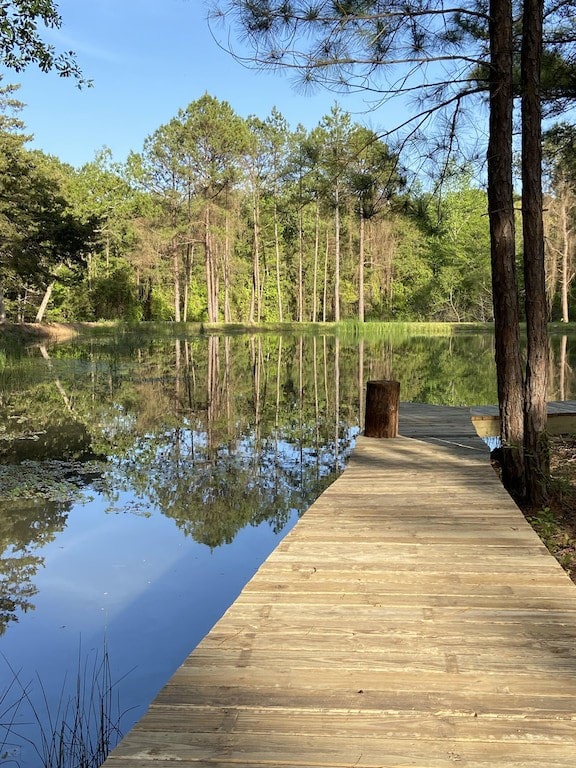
[
  {"left": 50, "top": 274, "right": 93, "bottom": 321},
  {"left": 148, "top": 286, "right": 175, "bottom": 321},
  {"left": 0, "top": 1, "right": 87, "bottom": 83},
  {"left": 528, "top": 506, "right": 559, "bottom": 547},
  {"left": 527, "top": 503, "right": 576, "bottom": 572},
  {"left": 0, "top": 88, "right": 99, "bottom": 321},
  {"left": 1, "top": 81, "right": 570, "bottom": 325},
  {"left": 90, "top": 265, "right": 142, "bottom": 321}
]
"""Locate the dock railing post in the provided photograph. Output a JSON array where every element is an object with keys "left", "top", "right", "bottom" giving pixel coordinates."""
[{"left": 364, "top": 380, "right": 400, "bottom": 438}]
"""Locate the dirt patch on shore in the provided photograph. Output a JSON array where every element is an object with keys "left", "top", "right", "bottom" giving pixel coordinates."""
[
  {"left": 0, "top": 322, "right": 81, "bottom": 344},
  {"left": 526, "top": 435, "right": 576, "bottom": 584},
  {"left": 495, "top": 435, "right": 576, "bottom": 585}
]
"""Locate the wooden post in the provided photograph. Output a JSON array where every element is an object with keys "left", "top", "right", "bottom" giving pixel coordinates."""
[{"left": 364, "top": 380, "right": 400, "bottom": 438}]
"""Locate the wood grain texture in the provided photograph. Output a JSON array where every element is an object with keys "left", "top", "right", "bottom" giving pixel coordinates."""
[{"left": 104, "top": 403, "right": 576, "bottom": 768}]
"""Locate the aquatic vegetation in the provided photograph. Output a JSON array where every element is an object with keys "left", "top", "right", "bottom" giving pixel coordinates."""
[{"left": 1, "top": 645, "right": 129, "bottom": 768}]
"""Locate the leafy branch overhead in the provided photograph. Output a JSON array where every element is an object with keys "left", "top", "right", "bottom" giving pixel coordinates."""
[
  {"left": 209, "top": 1, "right": 576, "bottom": 122},
  {"left": 0, "top": 0, "right": 88, "bottom": 84}
]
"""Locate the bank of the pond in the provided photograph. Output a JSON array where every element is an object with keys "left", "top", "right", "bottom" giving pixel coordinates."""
[
  {"left": 516, "top": 434, "right": 576, "bottom": 584},
  {"left": 0, "top": 320, "right": 495, "bottom": 347},
  {"left": 0, "top": 321, "right": 81, "bottom": 343}
]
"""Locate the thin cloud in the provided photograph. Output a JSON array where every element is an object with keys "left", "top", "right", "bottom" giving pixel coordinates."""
[{"left": 45, "top": 26, "right": 122, "bottom": 64}]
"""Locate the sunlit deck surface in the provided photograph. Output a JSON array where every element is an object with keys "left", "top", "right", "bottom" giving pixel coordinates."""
[{"left": 105, "top": 402, "right": 576, "bottom": 768}]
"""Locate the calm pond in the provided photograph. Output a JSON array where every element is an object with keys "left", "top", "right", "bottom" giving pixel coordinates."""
[{"left": 1, "top": 326, "right": 574, "bottom": 765}]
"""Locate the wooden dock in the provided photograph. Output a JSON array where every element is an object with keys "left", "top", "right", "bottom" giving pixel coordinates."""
[
  {"left": 471, "top": 399, "right": 576, "bottom": 437},
  {"left": 105, "top": 403, "right": 576, "bottom": 768}
]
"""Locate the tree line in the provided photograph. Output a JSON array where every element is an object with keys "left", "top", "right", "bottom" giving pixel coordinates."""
[{"left": 0, "top": 87, "right": 573, "bottom": 326}]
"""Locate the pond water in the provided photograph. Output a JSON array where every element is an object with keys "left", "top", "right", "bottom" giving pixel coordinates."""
[{"left": 0, "top": 327, "right": 574, "bottom": 766}]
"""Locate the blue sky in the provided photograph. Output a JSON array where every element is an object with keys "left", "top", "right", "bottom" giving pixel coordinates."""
[{"left": 11, "top": 0, "right": 390, "bottom": 169}]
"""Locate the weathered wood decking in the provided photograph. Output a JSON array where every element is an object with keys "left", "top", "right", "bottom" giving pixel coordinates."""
[
  {"left": 105, "top": 403, "right": 576, "bottom": 768},
  {"left": 472, "top": 400, "right": 576, "bottom": 436}
]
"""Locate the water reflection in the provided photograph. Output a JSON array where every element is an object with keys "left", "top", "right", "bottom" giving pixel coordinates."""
[
  {"left": 1, "top": 330, "right": 575, "bottom": 625},
  {"left": 0, "top": 462, "right": 103, "bottom": 635},
  {"left": 0, "top": 328, "right": 574, "bottom": 764}
]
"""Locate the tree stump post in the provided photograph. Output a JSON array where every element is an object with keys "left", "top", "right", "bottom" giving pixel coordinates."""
[{"left": 364, "top": 380, "right": 400, "bottom": 438}]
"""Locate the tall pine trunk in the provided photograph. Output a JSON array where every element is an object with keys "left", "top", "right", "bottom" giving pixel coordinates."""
[
  {"left": 224, "top": 211, "right": 232, "bottom": 323},
  {"left": 521, "top": 0, "right": 549, "bottom": 505},
  {"left": 298, "top": 207, "right": 304, "bottom": 322},
  {"left": 250, "top": 188, "right": 261, "bottom": 323},
  {"left": 274, "top": 201, "right": 284, "bottom": 322},
  {"left": 313, "top": 201, "right": 320, "bottom": 322},
  {"left": 205, "top": 203, "right": 218, "bottom": 323},
  {"left": 488, "top": 0, "right": 525, "bottom": 499},
  {"left": 334, "top": 185, "right": 341, "bottom": 322}
]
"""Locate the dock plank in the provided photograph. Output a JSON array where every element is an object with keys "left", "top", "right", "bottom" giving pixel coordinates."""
[{"left": 104, "top": 403, "right": 576, "bottom": 768}]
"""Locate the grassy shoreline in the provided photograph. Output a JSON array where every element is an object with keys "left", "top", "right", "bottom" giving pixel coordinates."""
[{"left": 0, "top": 319, "right": 499, "bottom": 346}]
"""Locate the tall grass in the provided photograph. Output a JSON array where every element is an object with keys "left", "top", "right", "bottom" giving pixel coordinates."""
[
  {"left": 1, "top": 644, "right": 130, "bottom": 768},
  {"left": 334, "top": 320, "right": 488, "bottom": 343},
  {"left": 1, "top": 672, "right": 25, "bottom": 764}
]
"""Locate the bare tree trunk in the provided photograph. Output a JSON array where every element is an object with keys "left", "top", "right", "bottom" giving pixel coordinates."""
[
  {"left": 358, "top": 214, "right": 365, "bottom": 322},
  {"left": 205, "top": 203, "right": 218, "bottom": 323},
  {"left": 313, "top": 201, "right": 320, "bottom": 322},
  {"left": 0, "top": 285, "right": 5, "bottom": 324},
  {"left": 274, "top": 202, "right": 284, "bottom": 322},
  {"left": 175, "top": 338, "right": 181, "bottom": 404},
  {"left": 224, "top": 211, "right": 232, "bottom": 323},
  {"left": 543, "top": 199, "right": 558, "bottom": 315},
  {"left": 39, "top": 345, "right": 73, "bottom": 412},
  {"left": 250, "top": 189, "right": 261, "bottom": 323},
  {"left": 274, "top": 335, "right": 283, "bottom": 492},
  {"left": 560, "top": 335, "right": 569, "bottom": 401},
  {"left": 183, "top": 244, "right": 194, "bottom": 322},
  {"left": 251, "top": 335, "right": 262, "bottom": 443},
  {"left": 487, "top": 0, "right": 525, "bottom": 499},
  {"left": 275, "top": 336, "right": 283, "bottom": 432},
  {"left": 18, "top": 289, "right": 27, "bottom": 323},
  {"left": 544, "top": 185, "right": 574, "bottom": 322},
  {"left": 323, "top": 238, "right": 329, "bottom": 323},
  {"left": 207, "top": 335, "right": 220, "bottom": 455},
  {"left": 298, "top": 207, "right": 304, "bottom": 322},
  {"left": 334, "top": 185, "right": 341, "bottom": 322},
  {"left": 559, "top": 190, "right": 573, "bottom": 322},
  {"left": 522, "top": 0, "right": 549, "bottom": 505},
  {"left": 35, "top": 282, "right": 55, "bottom": 323},
  {"left": 173, "top": 245, "right": 181, "bottom": 323}
]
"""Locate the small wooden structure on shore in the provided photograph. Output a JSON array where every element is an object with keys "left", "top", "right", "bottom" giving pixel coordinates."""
[{"left": 104, "top": 401, "right": 576, "bottom": 768}]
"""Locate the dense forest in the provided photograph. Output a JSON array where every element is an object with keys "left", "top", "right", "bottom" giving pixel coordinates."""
[{"left": 0, "top": 85, "right": 574, "bottom": 326}]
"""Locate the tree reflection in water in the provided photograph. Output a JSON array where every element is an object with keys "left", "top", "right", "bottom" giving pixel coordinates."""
[
  {"left": 0, "top": 328, "right": 573, "bottom": 764},
  {"left": 1, "top": 328, "right": 573, "bottom": 629}
]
